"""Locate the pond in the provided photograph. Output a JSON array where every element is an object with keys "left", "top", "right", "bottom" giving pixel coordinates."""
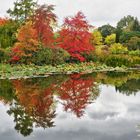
[{"left": 0, "top": 72, "right": 140, "bottom": 140}]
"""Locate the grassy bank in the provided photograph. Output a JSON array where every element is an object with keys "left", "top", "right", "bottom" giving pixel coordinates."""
[{"left": 0, "top": 62, "right": 139, "bottom": 79}]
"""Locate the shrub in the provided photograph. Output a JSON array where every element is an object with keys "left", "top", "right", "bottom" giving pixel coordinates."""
[
  {"left": 129, "top": 50, "right": 140, "bottom": 56},
  {"left": 31, "top": 47, "right": 70, "bottom": 65},
  {"left": 105, "top": 34, "right": 116, "bottom": 45},
  {"left": 105, "top": 54, "right": 140, "bottom": 67},
  {"left": 0, "top": 48, "right": 10, "bottom": 63},
  {"left": 0, "top": 48, "right": 5, "bottom": 63},
  {"left": 109, "top": 43, "right": 128, "bottom": 54},
  {"left": 126, "top": 37, "right": 140, "bottom": 50},
  {"left": 131, "top": 56, "right": 140, "bottom": 66},
  {"left": 51, "top": 47, "right": 70, "bottom": 65},
  {"left": 4, "top": 48, "right": 11, "bottom": 62},
  {"left": 94, "top": 45, "right": 109, "bottom": 62},
  {"left": 82, "top": 50, "right": 96, "bottom": 62},
  {"left": 105, "top": 55, "right": 131, "bottom": 67},
  {"left": 30, "top": 47, "right": 52, "bottom": 65}
]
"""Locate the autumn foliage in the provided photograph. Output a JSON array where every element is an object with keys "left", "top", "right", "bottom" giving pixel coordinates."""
[
  {"left": 10, "top": 5, "right": 94, "bottom": 63},
  {"left": 11, "top": 74, "right": 98, "bottom": 119},
  {"left": 57, "top": 12, "right": 94, "bottom": 61},
  {"left": 11, "top": 5, "right": 57, "bottom": 62},
  {"left": 32, "top": 5, "right": 57, "bottom": 47},
  {"left": 0, "top": 74, "right": 100, "bottom": 136},
  {"left": 0, "top": 18, "right": 8, "bottom": 26},
  {"left": 11, "top": 22, "right": 38, "bottom": 61},
  {"left": 57, "top": 74, "right": 95, "bottom": 117},
  {"left": 12, "top": 79, "right": 56, "bottom": 128}
]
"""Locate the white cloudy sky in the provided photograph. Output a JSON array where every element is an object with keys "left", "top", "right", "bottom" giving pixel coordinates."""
[{"left": 0, "top": 0, "right": 140, "bottom": 27}]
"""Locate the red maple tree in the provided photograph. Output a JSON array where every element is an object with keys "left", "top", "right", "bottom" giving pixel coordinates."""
[
  {"left": 57, "top": 12, "right": 94, "bottom": 62},
  {"left": 32, "top": 4, "right": 57, "bottom": 47}
]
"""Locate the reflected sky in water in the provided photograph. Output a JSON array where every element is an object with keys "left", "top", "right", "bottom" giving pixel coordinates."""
[{"left": 0, "top": 73, "right": 140, "bottom": 140}]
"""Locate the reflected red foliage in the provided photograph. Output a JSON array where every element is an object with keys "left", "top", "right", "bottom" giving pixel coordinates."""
[
  {"left": 57, "top": 74, "right": 94, "bottom": 117},
  {"left": 12, "top": 74, "right": 98, "bottom": 119}
]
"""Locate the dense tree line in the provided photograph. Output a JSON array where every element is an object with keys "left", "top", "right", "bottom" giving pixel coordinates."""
[{"left": 0, "top": 0, "right": 140, "bottom": 67}]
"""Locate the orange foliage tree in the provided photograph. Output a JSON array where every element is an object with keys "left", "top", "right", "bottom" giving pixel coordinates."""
[
  {"left": 0, "top": 17, "right": 8, "bottom": 26},
  {"left": 11, "top": 22, "right": 38, "bottom": 61},
  {"left": 12, "top": 79, "right": 56, "bottom": 128},
  {"left": 11, "top": 4, "right": 57, "bottom": 62}
]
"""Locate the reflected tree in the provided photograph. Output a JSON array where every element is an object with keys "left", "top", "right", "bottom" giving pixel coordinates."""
[
  {"left": 2, "top": 75, "right": 69, "bottom": 136},
  {"left": 94, "top": 72, "right": 140, "bottom": 96},
  {"left": 1, "top": 72, "right": 139, "bottom": 137},
  {"left": 57, "top": 74, "right": 99, "bottom": 117},
  {"left": 32, "top": 87, "right": 56, "bottom": 128},
  {"left": 116, "top": 79, "right": 140, "bottom": 96},
  {"left": 106, "top": 71, "right": 129, "bottom": 78},
  {"left": 7, "top": 102, "right": 33, "bottom": 136},
  {"left": 12, "top": 79, "right": 56, "bottom": 129},
  {"left": 137, "top": 124, "right": 140, "bottom": 137},
  {"left": 0, "top": 79, "right": 15, "bottom": 104}
]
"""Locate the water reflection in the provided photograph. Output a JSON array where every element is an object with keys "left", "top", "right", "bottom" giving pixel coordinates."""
[
  {"left": 0, "top": 72, "right": 140, "bottom": 138},
  {"left": 57, "top": 74, "right": 99, "bottom": 117},
  {"left": 116, "top": 79, "right": 140, "bottom": 95},
  {"left": 137, "top": 125, "right": 140, "bottom": 137},
  {"left": 0, "top": 74, "right": 99, "bottom": 136}
]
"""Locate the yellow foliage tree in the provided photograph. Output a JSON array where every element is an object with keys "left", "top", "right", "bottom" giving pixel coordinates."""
[
  {"left": 91, "top": 30, "right": 103, "bottom": 45},
  {"left": 105, "top": 33, "right": 116, "bottom": 46}
]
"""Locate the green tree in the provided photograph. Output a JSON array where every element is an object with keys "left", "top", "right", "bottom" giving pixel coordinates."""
[
  {"left": 116, "top": 15, "right": 140, "bottom": 43},
  {"left": 117, "top": 15, "right": 140, "bottom": 32},
  {"left": 128, "top": 18, "right": 140, "bottom": 31},
  {"left": 7, "top": 102, "right": 33, "bottom": 136},
  {"left": 0, "top": 20, "right": 18, "bottom": 48},
  {"left": 126, "top": 36, "right": 140, "bottom": 50},
  {"left": 115, "top": 27, "right": 123, "bottom": 43},
  {"left": 116, "top": 79, "right": 140, "bottom": 96},
  {"left": 7, "top": 0, "right": 37, "bottom": 22},
  {"left": 119, "top": 31, "right": 140, "bottom": 43},
  {"left": 98, "top": 24, "right": 115, "bottom": 38},
  {"left": 0, "top": 79, "right": 15, "bottom": 103}
]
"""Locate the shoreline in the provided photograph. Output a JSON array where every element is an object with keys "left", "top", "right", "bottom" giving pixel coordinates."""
[{"left": 0, "top": 63, "right": 140, "bottom": 79}]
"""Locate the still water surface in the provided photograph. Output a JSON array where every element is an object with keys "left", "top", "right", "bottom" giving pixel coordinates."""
[{"left": 0, "top": 72, "right": 140, "bottom": 140}]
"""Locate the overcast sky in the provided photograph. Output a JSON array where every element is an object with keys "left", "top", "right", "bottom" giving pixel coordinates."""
[{"left": 0, "top": 0, "right": 140, "bottom": 27}]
